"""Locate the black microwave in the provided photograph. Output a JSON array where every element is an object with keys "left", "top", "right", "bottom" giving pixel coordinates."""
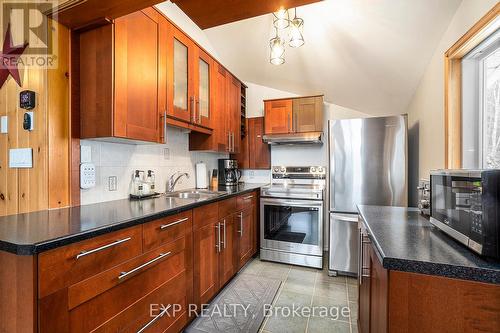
[{"left": 430, "top": 169, "right": 500, "bottom": 259}]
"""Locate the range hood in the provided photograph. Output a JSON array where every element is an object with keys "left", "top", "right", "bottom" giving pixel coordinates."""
[{"left": 262, "top": 132, "right": 323, "bottom": 145}]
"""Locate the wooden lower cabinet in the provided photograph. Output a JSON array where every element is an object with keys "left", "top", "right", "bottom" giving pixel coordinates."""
[
  {"left": 1, "top": 192, "right": 259, "bottom": 333},
  {"left": 358, "top": 220, "right": 500, "bottom": 333},
  {"left": 193, "top": 219, "right": 220, "bottom": 306},
  {"left": 193, "top": 192, "right": 258, "bottom": 309},
  {"left": 236, "top": 207, "right": 254, "bottom": 269},
  {"left": 219, "top": 215, "right": 237, "bottom": 286}
]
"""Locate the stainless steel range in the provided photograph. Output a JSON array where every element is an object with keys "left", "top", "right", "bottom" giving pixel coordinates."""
[{"left": 260, "top": 166, "right": 326, "bottom": 268}]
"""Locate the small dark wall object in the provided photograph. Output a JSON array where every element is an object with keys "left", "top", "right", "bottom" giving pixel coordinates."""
[
  {"left": 23, "top": 112, "right": 33, "bottom": 131},
  {"left": 20, "top": 90, "right": 36, "bottom": 110}
]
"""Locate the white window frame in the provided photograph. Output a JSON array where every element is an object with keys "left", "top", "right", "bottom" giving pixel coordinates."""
[{"left": 461, "top": 29, "right": 500, "bottom": 169}]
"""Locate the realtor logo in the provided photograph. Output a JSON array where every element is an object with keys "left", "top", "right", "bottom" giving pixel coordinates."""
[{"left": 0, "top": 0, "right": 58, "bottom": 76}]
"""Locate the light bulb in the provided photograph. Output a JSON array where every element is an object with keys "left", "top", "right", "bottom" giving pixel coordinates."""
[
  {"left": 273, "top": 8, "right": 290, "bottom": 29},
  {"left": 269, "top": 36, "right": 285, "bottom": 65},
  {"left": 289, "top": 17, "right": 304, "bottom": 48}
]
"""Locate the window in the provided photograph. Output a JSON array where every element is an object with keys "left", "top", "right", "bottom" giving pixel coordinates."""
[{"left": 462, "top": 29, "right": 500, "bottom": 169}]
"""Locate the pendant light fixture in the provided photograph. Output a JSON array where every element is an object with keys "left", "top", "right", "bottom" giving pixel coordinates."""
[
  {"left": 269, "top": 7, "right": 305, "bottom": 65},
  {"left": 269, "top": 27, "right": 285, "bottom": 65},
  {"left": 289, "top": 8, "right": 304, "bottom": 48},
  {"left": 273, "top": 8, "right": 290, "bottom": 29}
]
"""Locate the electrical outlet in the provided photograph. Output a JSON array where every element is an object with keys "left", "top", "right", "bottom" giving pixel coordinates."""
[
  {"left": 108, "top": 176, "right": 117, "bottom": 191},
  {"left": 163, "top": 148, "right": 170, "bottom": 160}
]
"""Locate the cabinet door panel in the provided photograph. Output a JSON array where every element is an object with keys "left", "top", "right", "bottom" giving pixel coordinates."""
[
  {"left": 250, "top": 117, "right": 270, "bottom": 169},
  {"left": 194, "top": 48, "right": 212, "bottom": 128},
  {"left": 369, "top": 246, "right": 388, "bottom": 333},
  {"left": 219, "top": 217, "right": 236, "bottom": 286},
  {"left": 114, "top": 11, "right": 159, "bottom": 142},
  {"left": 292, "top": 96, "right": 323, "bottom": 133},
  {"left": 193, "top": 221, "right": 219, "bottom": 306},
  {"left": 264, "top": 99, "right": 292, "bottom": 134},
  {"left": 215, "top": 64, "right": 229, "bottom": 151},
  {"left": 167, "top": 27, "right": 193, "bottom": 123},
  {"left": 237, "top": 207, "right": 253, "bottom": 268}
]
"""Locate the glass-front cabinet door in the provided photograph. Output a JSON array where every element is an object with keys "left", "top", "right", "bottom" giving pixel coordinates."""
[
  {"left": 194, "top": 48, "right": 212, "bottom": 128},
  {"left": 167, "top": 26, "right": 193, "bottom": 123}
]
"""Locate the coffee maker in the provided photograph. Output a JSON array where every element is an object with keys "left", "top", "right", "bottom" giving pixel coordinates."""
[{"left": 218, "top": 159, "right": 241, "bottom": 186}]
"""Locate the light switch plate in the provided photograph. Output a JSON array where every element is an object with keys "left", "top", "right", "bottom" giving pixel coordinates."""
[
  {"left": 80, "top": 163, "right": 96, "bottom": 189},
  {"left": 80, "top": 145, "right": 92, "bottom": 163},
  {"left": 9, "top": 148, "right": 33, "bottom": 168},
  {"left": 0, "top": 116, "right": 7, "bottom": 133}
]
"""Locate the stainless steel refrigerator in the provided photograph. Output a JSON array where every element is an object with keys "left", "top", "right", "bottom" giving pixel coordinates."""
[{"left": 328, "top": 115, "right": 407, "bottom": 276}]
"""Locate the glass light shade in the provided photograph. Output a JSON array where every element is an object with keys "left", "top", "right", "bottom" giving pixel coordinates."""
[
  {"left": 289, "top": 17, "right": 304, "bottom": 48},
  {"left": 269, "top": 36, "right": 285, "bottom": 65},
  {"left": 273, "top": 9, "right": 290, "bottom": 29}
]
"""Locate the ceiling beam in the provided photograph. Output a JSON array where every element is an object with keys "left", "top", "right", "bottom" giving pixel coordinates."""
[
  {"left": 171, "top": 0, "right": 321, "bottom": 29},
  {"left": 50, "top": 0, "right": 163, "bottom": 30}
]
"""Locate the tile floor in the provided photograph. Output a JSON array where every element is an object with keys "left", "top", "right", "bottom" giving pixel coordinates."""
[{"left": 239, "top": 257, "right": 359, "bottom": 333}]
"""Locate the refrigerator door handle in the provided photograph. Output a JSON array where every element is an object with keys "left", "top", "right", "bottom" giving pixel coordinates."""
[{"left": 331, "top": 213, "right": 359, "bottom": 223}]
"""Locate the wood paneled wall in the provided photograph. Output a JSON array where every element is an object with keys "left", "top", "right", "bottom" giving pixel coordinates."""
[{"left": 0, "top": 18, "right": 70, "bottom": 217}]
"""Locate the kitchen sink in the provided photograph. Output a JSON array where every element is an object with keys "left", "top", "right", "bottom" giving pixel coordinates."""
[{"left": 164, "top": 189, "right": 226, "bottom": 200}]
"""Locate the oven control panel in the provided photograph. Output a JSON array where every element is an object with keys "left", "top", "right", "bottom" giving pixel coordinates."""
[{"left": 272, "top": 166, "right": 326, "bottom": 179}]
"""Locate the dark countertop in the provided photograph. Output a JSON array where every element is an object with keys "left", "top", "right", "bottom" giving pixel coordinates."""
[
  {"left": 357, "top": 205, "right": 500, "bottom": 284},
  {"left": 0, "top": 183, "right": 265, "bottom": 255}
]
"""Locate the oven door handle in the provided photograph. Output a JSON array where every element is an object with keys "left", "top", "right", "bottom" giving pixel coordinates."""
[{"left": 260, "top": 198, "right": 324, "bottom": 208}]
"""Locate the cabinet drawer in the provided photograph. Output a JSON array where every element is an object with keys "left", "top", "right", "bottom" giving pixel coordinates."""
[
  {"left": 38, "top": 226, "right": 143, "bottom": 298},
  {"left": 219, "top": 197, "right": 236, "bottom": 218},
  {"left": 68, "top": 238, "right": 188, "bottom": 333},
  {"left": 237, "top": 191, "right": 256, "bottom": 210},
  {"left": 93, "top": 271, "right": 188, "bottom": 333},
  {"left": 193, "top": 202, "right": 218, "bottom": 229},
  {"left": 68, "top": 237, "right": 187, "bottom": 310},
  {"left": 143, "top": 211, "right": 192, "bottom": 252}
]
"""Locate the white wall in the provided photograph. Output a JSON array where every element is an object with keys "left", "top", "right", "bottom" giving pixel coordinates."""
[
  {"left": 406, "top": 0, "right": 498, "bottom": 205},
  {"left": 154, "top": 1, "right": 220, "bottom": 57}
]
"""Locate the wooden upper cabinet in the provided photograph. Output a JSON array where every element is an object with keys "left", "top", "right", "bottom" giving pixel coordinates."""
[
  {"left": 80, "top": 9, "right": 163, "bottom": 143},
  {"left": 250, "top": 117, "right": 270, "bottom": 169},
  {"left": 264, "top": 96, "right": 324, "bottom": 135},
  {"left": 264, "top": 99, "right": 293, "bottom": 134},
  {"left": 227, "top": 75, "right": 241, "bottom": 153},
  {"left": 232, "top": 117, "right": 270, "bottom": 169},
  {"left": 293, "top": 96, "right": 323, "bottom": 133},
  {"left": 166, "top": 25, "right": 194, "bottom": 123},
  {"left": 193, "top": 48, "right": 213, "bottom": 128}
]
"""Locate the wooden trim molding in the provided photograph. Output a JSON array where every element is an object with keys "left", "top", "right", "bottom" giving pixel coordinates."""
[{"left": 444, "top": 3, "right": 500, "bottom": 168}]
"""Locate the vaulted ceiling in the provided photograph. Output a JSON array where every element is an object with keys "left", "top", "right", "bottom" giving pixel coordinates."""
[{"left": 202, "top": 0, "right": 462, "bottom": 115}]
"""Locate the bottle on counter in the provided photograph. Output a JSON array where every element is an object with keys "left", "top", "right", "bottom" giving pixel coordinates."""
[
  {"left": 146, "top": 170, "right": 156, "bottom": 194},
  {"left": 133, "top": 170, "right": 145, "bottom": 196}
]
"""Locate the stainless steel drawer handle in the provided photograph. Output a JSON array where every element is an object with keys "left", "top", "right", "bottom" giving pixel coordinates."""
[
  {"left": 119, "top": 252, "right": 171, "bottom": 280},
  {"left": 76, "top": 237, "right": 132, "bottom": 260},
  {"left": 237, "top": 213, "right": 243, "bottom": 236},
  {"left": 242, "top": 195, "right": 254, "bottom": 200},
  {"left": 222, "top": 219, "right": 227, "bottom": 249},
  {"left": 137, "top": 304, "right": 172, "bottom": 333},
  {"left": 160, "top": 217, "right": 189, "bottom": 230},
  {"left": 215, "top": 223, "right": 221, "bottom": 253}
]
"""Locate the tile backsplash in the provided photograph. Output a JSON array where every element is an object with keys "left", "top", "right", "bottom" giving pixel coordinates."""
[{"left": 80, "top": 126, "right": 228, "bottom": 205}]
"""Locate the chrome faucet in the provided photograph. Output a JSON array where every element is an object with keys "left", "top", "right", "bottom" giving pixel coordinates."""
[{"left": 167, "top": 172, "right": 189, "bottom": 192}]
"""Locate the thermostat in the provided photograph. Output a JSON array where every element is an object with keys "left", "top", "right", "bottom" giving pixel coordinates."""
[{"left": 20, "top": 90, "right": 36, "bottom": 110}]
